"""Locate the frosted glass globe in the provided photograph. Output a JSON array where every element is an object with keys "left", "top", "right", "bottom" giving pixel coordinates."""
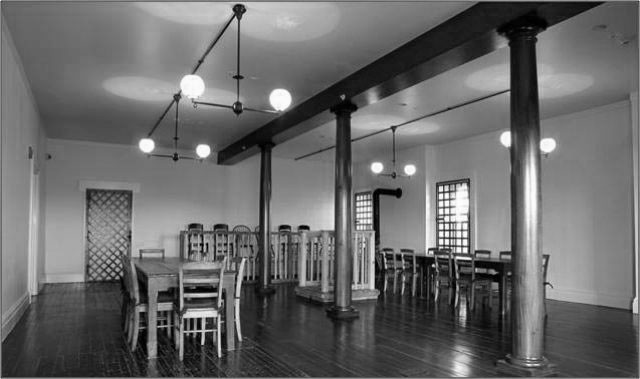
[
  {"left": 540, "top": 138, "right": 557, "bottom": 154},
  {"left": 269, "top": 88, "right": 292, "bottom": 111},
  {"left": 404, "top": 164, "right": 417, "bottom": 176},
  {"left": 500, "top": 131, "right": 511, "bottom": 148},
  {"left": 195, "top": 144, "right": 211, "bottom": 159},
  {"left": 180, "top": 74, "right": 205, "bottom": 99},
  {"left": 138, "top": 138, "right": 155, "bottom": 153},
  {"left": 371, "top": 162, "right": 384, "bottom": 174}
]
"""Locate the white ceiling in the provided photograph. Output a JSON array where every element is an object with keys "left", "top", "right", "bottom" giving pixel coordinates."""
[{"left": 2, "top": 2, "right": 638, "bottom": 164}]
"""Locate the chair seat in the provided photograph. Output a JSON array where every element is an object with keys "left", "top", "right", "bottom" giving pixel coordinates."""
[{"left": 139, "top": 291, "right": 175, "bottom": 304}]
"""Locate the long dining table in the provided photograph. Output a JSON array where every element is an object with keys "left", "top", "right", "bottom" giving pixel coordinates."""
[
  {"left": 133, "top": 257, "right": 237, "bottom": 359},
  {"left": 415, "top": 254, "right": 512, "bottom": 315}
]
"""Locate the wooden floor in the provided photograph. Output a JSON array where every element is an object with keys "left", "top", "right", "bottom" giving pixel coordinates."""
[{"left": 2, "top": 281, "right": 638, "bottom": 377}]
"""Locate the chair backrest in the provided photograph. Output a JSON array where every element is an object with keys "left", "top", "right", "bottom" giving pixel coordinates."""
[
  {"left": 178, "top": 259, "right": 226, "bottom": 311},
  {"left": 434, "top": 249, "right": 452, "bottom": 277},
  {"left": 542, "top": 254, "right": 550, "bottom": 281},
  {"left": 453, "top": 253, "right": 475, "bottom": 280},
  {"left": 499, "top": 251, "right": 512, "bottom": 260},
  {"left": 188, "top": 223, "right": 203, "bottom": 231},
  {"left": 474, "top": 249, "right": 491, "bottom": 259},
  {"left": 427, "top": 247, "right": 438, "bottom": 255},
  {"left": 230, "top": 257, "right": 247, "bottom": 299},
  {"left": 297, "top": 225, "right": 310, "bottom": 231},
  {"left": 233, "top": 225, "right": 255, "bottom": 257},
  {"left": 121, "top": 254, "right": 140, "bottom": 304},
  {"left": 400, "top": 248, "right": 416, "bottom": 272},
  {"left": 139, "top": 248, "right": 165, "bottom": 259},
  {"left": 278, "top": 224, "right": 292, "bottom": 232},
  {"left": 380, "top": 247, "right": 395, "bottom": 270}
]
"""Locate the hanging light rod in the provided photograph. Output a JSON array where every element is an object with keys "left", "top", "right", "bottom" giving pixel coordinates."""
[
  {"left": 140, "top": 3, "right": 292, "bottom": 159},
  {"left": 294, "top": 88, "right": 510, "bottom": 161}
]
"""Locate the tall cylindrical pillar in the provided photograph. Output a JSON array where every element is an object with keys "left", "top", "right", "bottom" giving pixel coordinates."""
[
  {"left": 497, "top": 16, "right": 555, "bottom": 376},
  {"left": 327, "top": 100, "right": 359, "bottom": 320},
  {"left": 258, "top": 143, "right": 275, "bottom": 295}
]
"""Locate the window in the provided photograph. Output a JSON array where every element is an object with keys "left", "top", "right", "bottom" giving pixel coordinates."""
[
  {"left": 436, "top": 179, "right": 470, "bottom": 253},
  {"left": 354, "top": 191, "right": 373, "bottom": 231}
]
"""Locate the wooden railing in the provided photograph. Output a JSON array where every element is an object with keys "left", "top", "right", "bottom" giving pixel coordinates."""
[
  {"left": 297, "top": 230, "right": 376, "bottom": 292},
  {"left": 179, "top": 229, "right": 375, "bottom": 290}
]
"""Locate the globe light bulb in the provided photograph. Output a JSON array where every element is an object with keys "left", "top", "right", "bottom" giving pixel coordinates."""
[
  {"left": 180, "top": 74, "right": 205, "bottom": 100},
  {"left": 371, "top": 162, "right": 384, "bottom": 174},
  {"left": 138, "top": 138, "right": 155, "bottom": 153},
  {"left": 540, "top": 138, "right": 557, "bottom": 154},
  {"left": 195, "top": 144, "right": 211, "bottom": 159},
  {"left": 404, "top": 164, "right": 417, "bottom": 176},
  {"left": 269, "top": 88, "right": 292, "bottom": 111},
  {"left": 500, "top": 131, "right": 511, "bottom": 148}
]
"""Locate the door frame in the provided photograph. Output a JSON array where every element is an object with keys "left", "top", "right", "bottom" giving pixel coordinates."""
[{"left": 79, "top": 180, "right": 139, "bottom": 282}]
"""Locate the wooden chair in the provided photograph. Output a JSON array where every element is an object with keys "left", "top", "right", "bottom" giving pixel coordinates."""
[
  {"left": 228, "top": 257, "right": 247, "bottom": 340},
  {"left": 399, "top": 248, "right": 419, "bottom": 296},
  {"left": 474, "top": 249, "right": 497, "bottom": 276},
  {"left": 433, "top": 249, "right": 453, "bottom": 303},
  {"left": 121, "top": 255, "right": 174, "bottom": 352},
  {"left": 453, "top": 253, "right": 493, "bottom": 310},
  {"left": 499, "top": 251, "right": 512, "bottom": 260},
  {"left": 379, "top": 247, "right": 401, "bottom": 292},
  {"left": 186, "top": 224, "right": 206, "bottom": 261},
  {"left": 139, "top": 248, "right": 165, "bottom": 259},
  {"left": 174, "top": 259, "right": 226, "bottom": 360}
]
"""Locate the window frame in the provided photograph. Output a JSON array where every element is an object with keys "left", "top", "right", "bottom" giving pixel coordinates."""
[
  {"left": 354, "top": 190, "right": 373, "bottom": 231},
  {"left": 435, "top": 178, "right": 471, "bottom": 254}
]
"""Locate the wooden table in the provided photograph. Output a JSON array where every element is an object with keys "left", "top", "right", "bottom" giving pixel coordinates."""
[
  {"left": 415, "top": 254, "right": 512, "bottom": 315},
  {"left": 133, "top": 257, "right": 237, "bottom": 359}
]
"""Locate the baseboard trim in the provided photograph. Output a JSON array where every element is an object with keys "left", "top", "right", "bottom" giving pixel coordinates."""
[
  {"left": 547, "top": 287, "right": 631, "bottom": 310},
  {"left": 1, "top": 292, "right": 30, "bottom": 342},
  {"left": 45, "top": 273, "right": 85, "bottom": 283}
]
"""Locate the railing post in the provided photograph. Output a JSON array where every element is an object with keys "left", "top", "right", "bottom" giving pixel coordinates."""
[
  {"left": 258, "top": 143, "right": 275, "bottom": 295},
  {"left": 321, "top": 231, "right": 330, "bottom": 293},
  {"left": 368, "top": 232, "right": 375, "bottom": 290},
  {"left": 299, "top": 231, "right": 308, "bottom": 287}
]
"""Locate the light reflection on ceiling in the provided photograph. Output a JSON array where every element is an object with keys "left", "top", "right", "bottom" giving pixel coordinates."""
[
  {"left": 134, "top": 2, "right": 231, "bottom": 25},
  {"left": 103, "top": 76, "right": 175, "bottom": 101},
  {"left": 465, "top": 63, "right": 593, "bottom": 99}
]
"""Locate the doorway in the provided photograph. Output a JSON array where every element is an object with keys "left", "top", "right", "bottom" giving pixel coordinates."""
[{"left": 85, "top": 189, "right": 132, "bottom": 281}]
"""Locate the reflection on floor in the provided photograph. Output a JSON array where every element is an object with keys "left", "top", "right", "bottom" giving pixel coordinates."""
[{"left": 2, "top": 281, "right": 638, "bottom": 377}]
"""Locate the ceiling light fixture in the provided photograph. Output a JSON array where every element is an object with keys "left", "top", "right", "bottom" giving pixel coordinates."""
[
  {"left": 370, "top": 126, "right": 416, "bottom": 179},
  {"left": 139, "top": 4, "right": 292, "bottom": 160},
  {"left": 499, "top": 130, "right": 557, "bottom": 156},
  {"left": 188, "top": 4, "right": 292, "bottom": 115}
]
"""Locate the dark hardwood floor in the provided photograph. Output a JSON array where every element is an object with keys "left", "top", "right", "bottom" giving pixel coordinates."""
[{"left": 2, "top": 281, "right": 638, "bottom": 377}]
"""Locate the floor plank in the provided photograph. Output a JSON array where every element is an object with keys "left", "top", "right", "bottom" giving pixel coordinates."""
[{"left": 2, "top": 282, "right": 637, "bottom": 377}]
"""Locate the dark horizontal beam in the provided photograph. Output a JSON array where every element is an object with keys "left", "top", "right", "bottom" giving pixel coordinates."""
[{"left": 217, "top": 2, "right": 601, "bottom": 165}]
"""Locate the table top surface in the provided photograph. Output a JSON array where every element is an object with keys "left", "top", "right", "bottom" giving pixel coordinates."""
[
  {"left": 416, "top": 254, "right": 512, "bottom": 264},
  {"left": 133, "top": 257, "right": 236, "bottom": 277}
]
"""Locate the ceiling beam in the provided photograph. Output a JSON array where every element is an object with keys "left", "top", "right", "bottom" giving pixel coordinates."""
[{"left": 217, "top": 1, "right": 601, "bottom": 165}]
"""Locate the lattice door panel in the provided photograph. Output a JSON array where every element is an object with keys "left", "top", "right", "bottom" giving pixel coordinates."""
[{"left": 85, "top": 189, "right": 132, "bottom": 282}]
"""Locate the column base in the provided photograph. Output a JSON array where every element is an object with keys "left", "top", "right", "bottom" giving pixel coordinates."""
[
  {"left": 256, "top": 285, "right": 276, "bottom": 296},
  {"left": 496, "top": 355, "right": 556, "bottom": 377},
  {"left": 326, "top": 305, "right": 359, "bottom": 320}
]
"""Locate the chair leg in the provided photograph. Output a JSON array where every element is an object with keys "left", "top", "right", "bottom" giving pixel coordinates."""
[
  {"left": 434, "top": 279, "right": 440, "bottom": 302},
  {"left": 411, "top": 273, "right": 417, "bottom": 297},
  {"left": 126, "top": 307, "right": 134, "bottom": 345},
  {"left": 131, "top": 311, "right": 140, "bottom": 351},
  {"left": 201, "top": 318, "right": 206, "bottom": 345},
  {"left": 400, "top": 272, "right": 406, "bottom": 295},
  {"left": 216, "top": 317, "right": 222, "bottom": 358},
  {"left": 179, "top": 318, "right": 184, "bottom": 361},
  {"left": 123, "top": 303, "right": 130, "bottom": 335},
  {"left": 235, "top": 299, "right": 242, "bottom": 341}
]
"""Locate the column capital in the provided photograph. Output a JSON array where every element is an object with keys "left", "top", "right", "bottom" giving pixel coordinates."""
[
  {"left": 498, "top": 14, "right": 547, "bottom": 41},
  {"left": 330, "top": 100, "right": 358, "bottom": 116},
  {"left": 259, "top": 142, "right": 275, "bottom": 151}
]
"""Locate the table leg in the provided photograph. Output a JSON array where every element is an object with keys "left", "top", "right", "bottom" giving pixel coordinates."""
[
  {"left": 147, "top": 283, "right": 159, "bottom": 359},
  {"left": 499, "top": 272, "right": 507, "bottom": 317},
  {"left": 225, "top": 285, "right": 236, "bottom": 350}
]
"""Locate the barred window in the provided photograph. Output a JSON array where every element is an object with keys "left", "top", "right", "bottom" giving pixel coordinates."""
[
  {"left": 436, "top": 179, "right": 470, "bottom": 253},
  {"left": 354, "top": 191, "right": 373, "bottom": 231}
]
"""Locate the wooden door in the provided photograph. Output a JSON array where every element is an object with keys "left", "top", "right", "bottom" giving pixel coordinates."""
[{"left": 85, "top": 189, "right": 132, "bottom": 281}]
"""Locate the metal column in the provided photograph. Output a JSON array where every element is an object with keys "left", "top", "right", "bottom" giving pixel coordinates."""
[
  {"left": 258, "top": 143, "right": 275, "bottom": 295},
  {"left": 326, "top": 101, "right": 359, "bottom": 320},
  {"left": 497, "top": 15, "right": 555, "bottom": 376}
]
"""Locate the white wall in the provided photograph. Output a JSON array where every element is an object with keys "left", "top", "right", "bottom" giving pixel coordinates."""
[
  {"left": 44, "top": 139, "right": 334, "bottom": 282},
  {"left": 354, "top": 100, "right": 635, "bottom": 309},
  {"left": 1, "top": 18, "right": 47, "bottom": 339},
  {"left": 434, "top": 101, "right": 634, "bottom": 309}
]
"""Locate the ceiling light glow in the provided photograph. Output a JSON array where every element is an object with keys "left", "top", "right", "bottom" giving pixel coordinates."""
[
  {"left": 139, "top": 138, "right": 155, "bottom": 153},
  {"left": 371, "top": 162, "right": 384, "bottom": 174},
  {"left": 500, "top": 131, "right": 511, "bottom": 148},
  {"left": 403, "top": 164, "right": 417, "bottom": 176},
  {"left": 269, "top": 88, "right": 292, "bottom": 111},
  {"left": 540, "top": 138, "right": 557, "bottom": 154},
  {"left": 195, "top": 144, "right": 211, "bottom": 158},
  {"left": 180, "top": 75, "right": 205, "bottom": 99}
]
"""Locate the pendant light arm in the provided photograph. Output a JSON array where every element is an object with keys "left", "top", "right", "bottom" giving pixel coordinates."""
[
  {"left": 233, "top": 4, "right": 246, "bottom": 104},
  {"left": 391, "top": 126, "right": 398, "bottom": 173},
  {"left": 173, "top": 94, "right": 180, "bottom": 152}
]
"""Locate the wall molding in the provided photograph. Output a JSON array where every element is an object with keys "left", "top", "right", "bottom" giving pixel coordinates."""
[
  {"left": 547, "top": 287, "right": 632, "bottom": 310},
  {"left": 45, "top": 273, "right": 84, "bottom": 283},
  {"left": 631, "top": 91, "right": 639, "bottom": 314},
  {"left": 1, "top": 292, "right": 30, "bottom": 342},
  {"left": 78, "top": 180, "right": 140, "bottom": 193}
]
